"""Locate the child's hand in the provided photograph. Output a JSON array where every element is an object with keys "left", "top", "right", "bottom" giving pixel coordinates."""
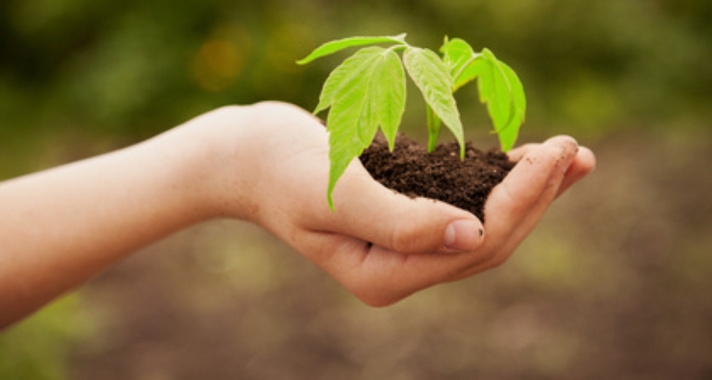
[{"left": 202, "top": 102, "right": 596, "bottom": 305}]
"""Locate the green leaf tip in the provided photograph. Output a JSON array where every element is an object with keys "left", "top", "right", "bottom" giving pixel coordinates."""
[{"left": 296, "top": 33, "right": 407, "bottom": 65}]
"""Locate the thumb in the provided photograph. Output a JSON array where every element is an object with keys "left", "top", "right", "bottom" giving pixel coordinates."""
[{"left": 320, "top": 165, "right": 485, "bottom": 254}]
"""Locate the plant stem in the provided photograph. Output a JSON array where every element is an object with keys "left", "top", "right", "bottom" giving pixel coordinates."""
[{"left": 426, "top": 105, "right": 441, "bottom": 153}]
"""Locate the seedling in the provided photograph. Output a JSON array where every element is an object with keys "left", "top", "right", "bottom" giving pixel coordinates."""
[{"left": 298, "top": 33, "right": 526, "bottom": 209}]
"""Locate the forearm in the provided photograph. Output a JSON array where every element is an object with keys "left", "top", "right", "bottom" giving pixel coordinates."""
[{"left": 0, "top": 120, "right": 224, "bottom": 327}]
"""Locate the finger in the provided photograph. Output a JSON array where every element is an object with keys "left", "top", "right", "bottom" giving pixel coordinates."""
[
  {"left": 320, "top": 164, "right": 486, "bottom": 255},
  {"left": 556, "top": 146, "right": 596, "bottom": 198},
  {"left": 293, "top": 228, "right": 481, "bottom": 306},
  {"left": 506, "top": 142, "right": 539, "bottom": 162},
  {"left": 456, "top": 136, "right": 579, "bottom": 275},
  {"left": 488, "top": 136, "right": 578, "bottom": 230},
  {"left": 509, "top": 142, "right": 596, "bottom": 199}
]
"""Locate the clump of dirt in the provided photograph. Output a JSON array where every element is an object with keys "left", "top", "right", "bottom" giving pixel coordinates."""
[{"left": 360, "top": 134, "right": 515, "bottom": 222}]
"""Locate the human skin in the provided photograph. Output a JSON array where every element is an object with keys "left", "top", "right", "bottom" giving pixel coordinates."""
[{"left": 0, "top": 101, "right": 595, "bottom": 329}]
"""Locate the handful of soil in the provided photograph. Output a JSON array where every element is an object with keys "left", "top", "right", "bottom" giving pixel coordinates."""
[{"left": 359, "top": 134, "right": 515, "bottom": 222}]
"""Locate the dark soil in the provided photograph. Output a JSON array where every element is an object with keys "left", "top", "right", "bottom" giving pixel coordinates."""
[{"left": 359, "top": 134, "right": 515, "bottom": 222}]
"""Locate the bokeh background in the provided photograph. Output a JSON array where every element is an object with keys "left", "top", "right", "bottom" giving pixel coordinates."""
[{"left": 1, "top": 0, "right": 711, "bottom": 378}]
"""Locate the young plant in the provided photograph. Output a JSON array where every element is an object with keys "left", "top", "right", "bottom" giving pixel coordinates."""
[{"left": 297, "top": 33, "right": 526, "bottom": 209}]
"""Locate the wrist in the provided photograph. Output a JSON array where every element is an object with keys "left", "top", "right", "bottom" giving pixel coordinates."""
[
  {"left": 172, "top": 102, "right": 326, "bottom": 223},
  {"left": 168, "top": 105, "right": 260, "bottom": 221}
]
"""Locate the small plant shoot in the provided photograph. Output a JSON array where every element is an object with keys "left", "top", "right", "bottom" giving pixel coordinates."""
[{"left": 298, "top": 33, "right": 526, "bottom": 209}]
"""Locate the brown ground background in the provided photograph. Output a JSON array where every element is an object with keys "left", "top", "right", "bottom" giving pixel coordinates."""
[{"left": 64, "top": 130, "right": 712, "bottom": 380}]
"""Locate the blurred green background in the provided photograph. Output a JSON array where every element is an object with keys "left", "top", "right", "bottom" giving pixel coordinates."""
[{"left": 1, "top": 0, "right": 711, "bottom": 378}]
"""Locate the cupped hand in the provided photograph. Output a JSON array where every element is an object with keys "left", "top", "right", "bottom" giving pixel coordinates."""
[{"left": 205, "top": 102, "right": 596, "bottom": 306}]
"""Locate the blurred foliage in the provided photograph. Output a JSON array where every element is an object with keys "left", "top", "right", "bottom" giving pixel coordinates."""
[
  {"left": 0, "top": 295, "right": 94, "bottom": 380},
  {"left": 1, "top": 0, "right": 712, "bottom": 378},
  {"left": 1, "top": 0, "right": 711, "bottom": 167}
]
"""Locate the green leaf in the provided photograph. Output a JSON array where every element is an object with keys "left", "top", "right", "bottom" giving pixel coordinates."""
[
  {"left": 496, "top": 59, "right": 526, "bottom": 151},
  {"left": 403, "top": 47, "right": 464, "bottom": 157},
  {"left": 321, "top": 47, "right": 406, "bottom": 209},
  {"left": 313, "top": 51, "right": 362, "bottom": 115},
  {"left": 475, "top": 49, "right": 526, "bottom": 152},
  {"left": 296, "top": 34, "right": 407, "bottom": 65},
  {"left": 372, "top": 51, "right": 407, "bottom": 151},
  {"left": 441, "top": 40, "right": 526, "bottom": 151},
  {"left": 440, "top": 37, "right": 480, "bottom": 91}
]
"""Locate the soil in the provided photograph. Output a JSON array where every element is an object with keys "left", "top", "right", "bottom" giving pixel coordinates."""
[{"left": 359, "top": 134, "right": 515, "bottom": 222}]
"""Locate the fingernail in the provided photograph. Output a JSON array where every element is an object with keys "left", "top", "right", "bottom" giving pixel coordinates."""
[{"left": 444, "top": 219, "right": 484, "bottom": 252}]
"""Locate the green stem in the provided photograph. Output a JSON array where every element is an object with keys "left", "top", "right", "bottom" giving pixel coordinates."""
[{"left": 426, "top": 105, "right": 442, "bottom": 153}]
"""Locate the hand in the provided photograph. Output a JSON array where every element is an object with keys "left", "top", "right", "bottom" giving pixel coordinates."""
[
  {"left": 0, "top": 101, "right": 594, "bottom": 327},
  {"left": 203, "top": 102, "right": 596, "bottom": 306}
]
